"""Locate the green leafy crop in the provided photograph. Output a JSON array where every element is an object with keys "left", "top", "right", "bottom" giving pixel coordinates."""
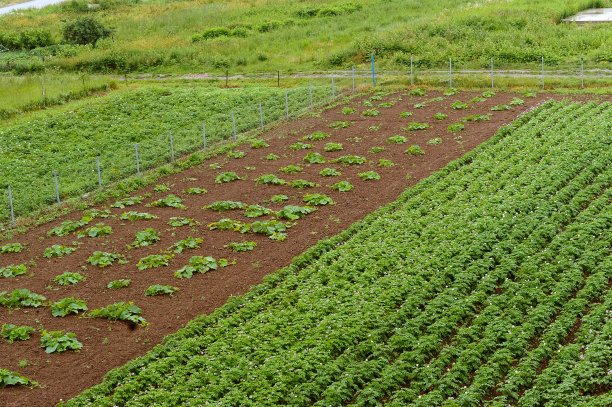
[
  {"left": 302, "top": 131, "right": 330, "bottom": 141},
  {"left": 40, "top": 330, "right": 83, "bottom": 353},
  {"left": 332, "top": 181, "right": 354, "bottom": 192},
  {"left": 341, "top": 107, "right": 356, "bottom": 114},
  {"left": 303, "top": 152, "right": 326, "bottom": 164},
  {"left": 89, "top": 302, "right": 147, "bottom": 326},
  {"left": 175, "top": 256, "right": 230, "bottom": 279},
  {"left": 387, "top": 135, "right": 408, "bottom": 144},
  {"left": 111, "top": 196, "right": 144, "bottom": 208},
  {"left": 404, "top": 121, "right": 429, "bottom": 131},
  {"left": 50, "top": 297, "right": 88, "bottom": 317},
  {"left": 362, "top": 109, "right": 379, "bottom": 117},
  {"left": 251, "top": 139, "right": 269, "bottom": 149},
  {"left": 168, "top": 237, "right": 203, "bottom": 254},
  {"left": 132, "top": 228, "right": 161, "bottom": 248},
  {"left": 433, "top": 112, "right": 447, "bottom": 120},
  {"left": 303, "top": 194, "right": 334, "bottom": 206},
  {"left": 168, "top": 217, "right": 199, "bottom": 227},
  {"left": 147, "top": 195, "right": 186, "bottom": 209},
  {"left": 241, "top": 220, "right": 292, "bottom": 241},
  {"left": 276, "top": 205, "right": 316, "bottom": 221},
  {"left": 378, "top": 159, "right": 396, "bottom": 167},
  {"left": 205, "top": 201, "right": 248, "bottom": 211},
  {"left": 1, "top": 324, "right": 35, "bottom": 343},
  {"left": 491, "top": 104, "right": 512, "bottom": 111},
  {"left": 87, "top": 251, "right": 122, "bottom": 268},
  {"left": 77, "top": 223, "right": 112, "bottom": 238},
  {"left": 358, "top": 171, "right": 381, "bottom": 180},
  {"left": 333, "top": 155, "right": 366, "bottom": 165},
  {"left": 215, "top": 172, "right": 242, "bottom": 184},
  {"left": 270, "top": 194, "right": 289, "bottom": 203},
  {"left": 0, "top": 243, "right": 25, "bottom": 254},
  {"left": 228, "top": 241, "right": 257, "bottom": 252},
  {"left": 145, "top": 285, "right": 179, "bottom": 297},
  {"left": 405, "top": 145, "right": 426, "bottom": 155},
  {"left": 54, "top": 272, "right": 85, "bottom": 286},
  {"left": 43, "top": 244, "right": 77, "bottom": 258},
  {"left": 329, "top": 121, "right": 350, "bottom": 129},
  {"left": 255, "top": 174, "right": 287, "bottom": 185},
  {"left": 107, "top": 279, "right": 131, "bottom": 289},
  {"left": 399, "top": 111, "right": 413, "bottom": 118},
  {"left": 289, "top": 142, "right": 312, "bottom": 151},
  {"left": 324, "top": 142, "right": 343, "bottom": 152},
  {"left": 409, "top": 88, "right": 426, "bottom": 96},
  {"left": 0, "top": 289, "right": 46, "bottom": 308},
  {"left": 0, "top": 369, "right": 38, "bottom": 388},
  {"left": 244, "top": 205, "right": 273, "bottom": 218},
  {"left": 447, "top": 123, "right": 465, "bottom": 133},
  {"left": 0, "top": 264, "right": 27, "bottom": 278},
  {"left": 279, "top": 165, "right": 303, "bottom": 173},
  {"left": 120, "top": 211, "right": 158, "bottom": 221},
  {"left": 290, "top": 179, "right": 318, "bottom": 189},
  {"left": 137, "top": 254, "right": 173, "bottom": 270}
]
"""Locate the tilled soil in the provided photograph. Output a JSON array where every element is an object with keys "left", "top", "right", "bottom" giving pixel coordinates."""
[{"left": 1, "top": 90, "right": 553, "bottom": 406}]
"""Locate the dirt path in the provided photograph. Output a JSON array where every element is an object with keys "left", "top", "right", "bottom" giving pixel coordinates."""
[{"left": 0, "top": 90, "right": 556, "bottom": 406}]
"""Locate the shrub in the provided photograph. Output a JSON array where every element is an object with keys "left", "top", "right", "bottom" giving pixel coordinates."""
[{"left": 62, "top": 17, "right": 112, "bottom": 48}]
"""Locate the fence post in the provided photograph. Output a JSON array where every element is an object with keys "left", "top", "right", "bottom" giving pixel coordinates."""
[
  {"left": 135, "top": 144, "right": 140, "bottom": 176},
  {"left": 203, "top": 122, "right": 206, "bottom": 152},
  {"left": 225, "top": 69, "right": 229, "bottom": 88},
  {"left": 581, "top": 56, "right": 584, "bottom": 89},
  {"left": 410, "top": 57, "right": 413, "bottom": 86},
  {"left": 449, "top": 58, "right": 453, "bottom": 88},
  {"left": 332, "top": 72, "right": 335, "bottom": 102},
  {"left": 371, "top": 53, "right": 376, "bottom": 87},
  {"left": 259, "top": 100, "right": 264, "bottom": 130},
  {"left": 491, "top": 57, "right": 494, "bottom": 89},
  {"left": 232, "top": 110, "right": 237, "bottom": 141},
  {"left": 541, "top": 56, "right": 544, "bottom": 89},
  {"left": 170, "top": 131, "right": 175, "bottom": 164},
  {"left": 53, "top": 171, "right": 60, "bottom": 207},
  {"left": 285, "top": 91, "right": 289, "bottom": 121},
  {"left": 8, "top": 186, "right": 15, "bottom": 228},
  {"left": 309, "top": 82, "right": 313, "bottom": 109},
  {"left": 352, "top": 66, "right": 355, "bottom": 94},
  {"left": 277, "top": 71, "right": 280, "bottom": 87},
  {"left": 96, "top": 156, "right": 102, "bottom": 190},
  {"left": 41, "top": 78, "right": 45, "bottom": 107}
]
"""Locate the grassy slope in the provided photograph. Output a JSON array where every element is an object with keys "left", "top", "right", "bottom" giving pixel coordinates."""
[{"left": 1, "top": 0, "right": 611, "bottom": 74}]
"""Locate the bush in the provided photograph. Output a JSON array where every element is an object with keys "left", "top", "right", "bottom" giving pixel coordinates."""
[{"left": 62, "top": 17, "right": 112, "bottom": 48}]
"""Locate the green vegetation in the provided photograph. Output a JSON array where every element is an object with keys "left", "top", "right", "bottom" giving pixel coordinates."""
[
  {"left": 137, "top": 254, "right": 172, "bottom": 270},
  {"left": 386, "top": 135, "right": 407, "bottom": 144},
  {"left": 205, "top": 201, "right": 247, "bottom": 211},
  {"left": 0, "top": 242, "right": 26, "bottom": 254},
  {"left": 175, "top": 256, "right": 230, "bottom": 279},
  {"left": 447, "top": 123, "right": 466, "bottom": 133},
  {"left": 77, "top": 223, "right": 112, "bottom": 238},
  {"left": 289, "top": 142, "right": 312, "bottom": 151},
  {"left": 329, "top": 121, "right": 350, "bottom": 129},
  {"left": 0, "top": 369, "right": 38, "bottom": 388},
  {"left": 433, "top": 112, "right": 448, "bottom": 120},
  {"left": 145, "top": 285, "right": 179, "bottom": 297},
  {"left": 378, "top": 158, "right": 395, "bottom": 167},
  {"left": 290, "top": 179, "right": 318, "bottom": 189},
  {"left": 302, "top": 131, "right": 330, "bottom": 141},
  {"left": 332, "top": 155, "right": 366, "bottom": 165},
  {"left": 40, "top": 330, "right": 82, "bottom": 353},
  {"left": 241, "top": 219, "right": 291, "bottom": 240},
  {"left": 332, "top": 180, "right": 354, "bottom": 192},
  {"left": 0, "top": 85, "right": 329, "bottom": 224},
  {"left": 87, "top": 251, "right": 122, "bottom": 268},
  {"left": 215, "top": 172, "right": 242, "bottom": 184},
  {"left": 50, "top": 297, "right": 88, "bottom": 317},
  {"left": 147, "top": 195, "right": 185, "bottom": 209},
  {"left": 228, "top": 241, "right": 257, "bottom": 252},
  {"left": 358, "top": 171, "right": 381, "bottom": 180},
  {"left": 303, "top": 152, "right": 326, "bottom": 164},
  {"left": 168, "top": 237, "right": 203, "bottom": 254},
  {"left": 405, "top": 145, "right": 426, "bottom": 155},
  {"left": 54, "top": 272, "right": 85, "bottom": 286},
  {"left": 404, "top": 121, "right": 429, "bottom": 131},
  {"left": 0, "top": 264, "right": 28, "bottom": 278},
  {"left": 270, "top": 194, "right": 289, "bottom": 203},
  {"left": 106, "top": 279, "right": 131, "bottom": 289},
  {"left": 1, "top": 324, "right": 35, "bottom": 343},
  {"left": 255, "top": 174, "right": 286, "bottom": 186},
  {"left": 60, "top": 101, "right": 612, "bottom": 407},
  {"left": 303, "top": 193, "right": 334, "bottom": 206},
  {"left": 43, "top": 244, "right": 77, "bottom": 258},
  {"left": 131, "top": 228, "right": 161, "bottom": 248},
  {"left": 168, "top": 217, "right": 199, "bottom": 227},
  {"left": 0, "top": 289, "right": 46, "bottom": 308},
  {"left": 89, "top": 302, "right": 147, "bottom": 326},
  {"left": 279, "top": 165, "right": 303, "bottom": 174},
  {"left": 323, "top": 142, "right": 343, "bottom": 152},
  {"left": 276, "top": 205, "right": 316, "bottom": 221},
  {"left": 111, "top": 196, "right": 143, "bottom": 208},
  {"left": 119, "top": 211, "right": 158, "bottom": 221},
  {"left": 244, "top": 205, "right": 273, "bottom": 218}
]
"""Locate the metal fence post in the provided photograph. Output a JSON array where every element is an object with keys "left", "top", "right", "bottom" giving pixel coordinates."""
[
  {"left": 8, "top": 186, "right": 15, "bottom": 228},
  {"left": 96, "top": 156, "right": 102, "bottom": 190},
  {"left": 232, "top": 110, "right": 237, "bottom": 141},
  {"left": 541, "top": 56, "right": 545, "bottom": 89},
  {"left": 309, "top": 82, "right": 313, "bottom": 109},
  {"left": 285, "top": 91, "right": 289, "bottom": 121},
  {"left": 581, "top": 56, "right": 584, "bottom": 89},
  {"left": 332, "top": 72, "right": 335, "bottom": 102},
  {"left": 53, "top": 171, "right": 60, "bottom": 206},
  {"left": 371, "top": 53, "right": 376, "bottom": 87},
  {"left": 170, "top": 131, "right": 175, "bottom": 164},
  {"left": 259, "top": 100, "right": 264, "bottom": 130},
  {"left": 352, "top": 66, "right": 355, "bottom": 94},
  {"left": 203, "top": 122, "right": 206, "bottom": 152},
  {"left": 135, "top": 144, "right": 140, "bottom": 176},
  {"left": 449, "top": 58, "right": 453, "bottom": 88},
  {"left": 491, "top": 57, "right": 494, "bottom": 88},
  {"left": 410, "top": 57, "right": 413, "bottom": 86}
]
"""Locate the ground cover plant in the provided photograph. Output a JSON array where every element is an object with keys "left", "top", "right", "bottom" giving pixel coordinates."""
[{"left": 57, "top": 99, "right": 612, "bottom": 407}]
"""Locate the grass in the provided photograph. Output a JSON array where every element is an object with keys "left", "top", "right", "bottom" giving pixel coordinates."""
[
  {"left": 0, "top": 74, "right": 120, "bottom": 118},
  {"left": 1, "top": 0, "right": 611, "bottom": 74}
]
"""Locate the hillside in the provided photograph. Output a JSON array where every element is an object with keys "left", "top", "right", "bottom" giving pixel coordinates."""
[{"left": 1, "top": 0, "right": 612, "bottom": 74}]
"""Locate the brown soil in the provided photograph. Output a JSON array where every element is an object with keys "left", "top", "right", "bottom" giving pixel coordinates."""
[{"left": 0, "top": 90, "right": 554, "bottom": 406}]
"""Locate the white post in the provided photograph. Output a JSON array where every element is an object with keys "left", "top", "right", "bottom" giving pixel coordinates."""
[
  {"left": 581, "top": 56, "right": 584, "bottom": 89},
  {"left": 53, "top": 171, "right": 60, "bottom": 206},
  {"left": 352, "top": 66, "right": 355, "bottom": 94},
  {"left": 541, "top": 56, "right": 544, "bottom": 89},
  {"left": 332, "top": 72, "right": 335, "bottom": 102},
  {"left": 491, "top": 57, "right": 494, "bottom": 88},
  {"left": 170, "top": 131, "right": 175, "bottom": 164},
  {"left": 285, "top": 91, "right": 289, "bottom": 121},
  {"left": 8, "top": 186, "right": 15, "bottom": 228},
  {"left": 135, "top": 144, "right": 140, "bottom": 176},
  {"left": 232, "top": 110, "right": 237, "bottom": 141},
  {"left": 449, "top": 58, "right": 453, "bottom": 88},
  {"left": 259, "top": 100, "right": 264, "bottom": 130},
  {"left": 410, "top": 57, "right": 413, "bottom": 86},
  {"left": 96, "top": 156, "right": 102, "bottom": 190}
]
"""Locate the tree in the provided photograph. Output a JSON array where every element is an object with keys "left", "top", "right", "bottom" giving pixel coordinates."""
[{"left": 62, "top": 17, "right": 112, "bottom": 48}]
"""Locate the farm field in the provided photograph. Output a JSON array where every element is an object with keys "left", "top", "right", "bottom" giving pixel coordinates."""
[
  {"left": 49, "top": 96, "right": 612, "bottom": 406},
  {"left": 0, "top": 89, "right": 551, "bottom": 406},
  {"left": 1, "top": 0, "right": 612, "bottom": 74},
  {"left": 0, "top": 84, "right": 332, "bottom": 224}
]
